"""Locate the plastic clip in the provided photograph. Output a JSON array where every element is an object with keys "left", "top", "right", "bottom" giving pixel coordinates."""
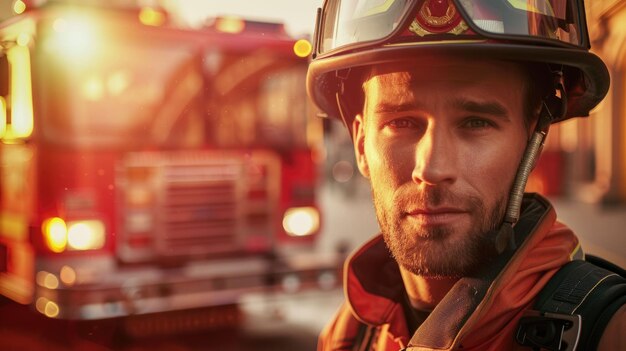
[{"left": 516, "top": 310, "right": 581, "bottom": 351}]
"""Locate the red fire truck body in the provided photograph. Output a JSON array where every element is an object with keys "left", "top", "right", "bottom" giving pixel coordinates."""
[{"left": 0, "top": 3, "right": 337, "bottom": 321}]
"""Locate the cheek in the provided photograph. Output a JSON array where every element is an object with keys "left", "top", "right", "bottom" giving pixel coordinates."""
[
  {"left": 363, "top": 137, "right": 387, "bottom": 181},
  {"left": 364, "top": 135, "right": 413, "bottom": 186},
  {"left": 462, "top": 137, "right": 526, "bottom": 199}
]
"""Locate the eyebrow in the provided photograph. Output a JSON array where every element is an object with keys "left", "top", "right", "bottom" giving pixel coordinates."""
[
  {"left": 369, "top": 98, "right": 511, "bottom": 121},
  {"left": 371, "top": 102, "right": 421, "bottom": 114},
  {"left": 453, "top": 98, "right": 510, "bottom": 121}
]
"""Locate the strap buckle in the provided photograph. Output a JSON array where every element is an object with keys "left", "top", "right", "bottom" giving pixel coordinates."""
[{"left": 516, "top": 310, "right": 581, "bottom": 351}]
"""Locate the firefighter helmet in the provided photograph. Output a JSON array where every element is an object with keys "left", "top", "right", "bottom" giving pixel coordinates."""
[{"left": 306, "top": 0, "right": 609, "bottom": 130}]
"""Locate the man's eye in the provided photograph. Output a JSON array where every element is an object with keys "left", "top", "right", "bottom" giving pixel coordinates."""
[
  {"left": 387, "top": 119, "right": 415, "bottom": 129},
  {"left": 463, "top": 118, "right": 493, "bottom": 129}
]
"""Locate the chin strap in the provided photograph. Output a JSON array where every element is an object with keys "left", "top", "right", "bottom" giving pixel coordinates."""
[{"left": 494, "top": 69, "right": 567, "bottom": 254}]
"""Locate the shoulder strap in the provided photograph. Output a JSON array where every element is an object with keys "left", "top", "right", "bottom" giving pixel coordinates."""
[{"left": 516, "top": 257, "right": 626, "bottom": 350}]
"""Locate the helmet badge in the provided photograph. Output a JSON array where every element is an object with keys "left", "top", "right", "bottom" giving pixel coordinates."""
[{"left": 409, "top": 0, "right": 469, "bottom": 37}]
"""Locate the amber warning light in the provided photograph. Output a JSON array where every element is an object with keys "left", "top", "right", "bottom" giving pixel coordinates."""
[
  {"left": 215, "top": 17, "right": 246, "bottom": 33},
  {"left": 293, "top": 39, "right": 312, "bottom": 58}
]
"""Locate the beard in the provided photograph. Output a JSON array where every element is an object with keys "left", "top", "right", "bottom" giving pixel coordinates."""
[{"left": 372, "top": 184, "right": 505, "bottom": 278}]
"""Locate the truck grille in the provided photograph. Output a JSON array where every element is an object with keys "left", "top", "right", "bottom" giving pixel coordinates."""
[
  {"left": 117, "top": 152, "right": 276, "bottom": 262},
  {"left": 159, "top": 163, "right": 242, "bottom": 256}
]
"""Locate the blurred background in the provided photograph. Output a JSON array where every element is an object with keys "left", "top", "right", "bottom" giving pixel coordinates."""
[{"left": 0, "top": 0, "right": 624, "bottom": 350}]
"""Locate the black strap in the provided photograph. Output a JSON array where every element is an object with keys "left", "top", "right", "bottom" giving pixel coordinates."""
[
  {"left": 535, "top": 259, "right": 618, "bottom": 314},
  {"left": 585, "top": 254, "right": 626, "bottom": 277},
  {"left": 516, "top": 259, "right": 626, "bottom": 350}
]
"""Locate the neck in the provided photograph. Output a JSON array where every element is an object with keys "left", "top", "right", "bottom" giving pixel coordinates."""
[{"left": 399, "top": 266, "right": 459, "bottom": 311}]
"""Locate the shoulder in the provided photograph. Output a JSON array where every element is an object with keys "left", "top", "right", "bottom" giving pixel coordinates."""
[
  {"left": 562, "top": 258, "right": 626, "bottom": 349},
  {"left": 318, "top": 303, "right": 365, "bottom": 351},
  {"left": 597, "top": 304, "right": 626, "bottom": 351},
  {"left": 577, "top": 257, "right": 626, "bottom": 350},
  {"left": 524, "top": 257, "right": 626, "bottom": 350}
]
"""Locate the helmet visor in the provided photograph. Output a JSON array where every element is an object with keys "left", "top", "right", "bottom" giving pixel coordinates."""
[
  {"left": 317, "top": 0, "right": 586, "bottom": 55},
  {"left": 319, "top": 0, "right": 414, "bottom": 53}
]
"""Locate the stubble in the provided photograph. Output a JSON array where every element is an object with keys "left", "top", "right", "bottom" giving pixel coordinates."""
[{"left": 372, "top": 184, "right": 505, "bottom": 278}]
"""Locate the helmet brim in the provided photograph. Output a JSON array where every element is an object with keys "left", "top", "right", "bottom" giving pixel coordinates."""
[{"left": 307, "top": 42, "right": 609, "bottom": 131}]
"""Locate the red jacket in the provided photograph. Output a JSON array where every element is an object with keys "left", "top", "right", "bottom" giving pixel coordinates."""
[{"left": 318, "top": 195, "right": 585, "bottom": 351}]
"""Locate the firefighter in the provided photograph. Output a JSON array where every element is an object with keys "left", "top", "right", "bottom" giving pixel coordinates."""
[{"left": 307, "top": 0, "right": 625, "bottom": 350}]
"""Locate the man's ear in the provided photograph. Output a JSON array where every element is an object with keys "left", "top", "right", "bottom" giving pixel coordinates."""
[{"left": 353, "top": 114, "right": 370, "bottom": 179}]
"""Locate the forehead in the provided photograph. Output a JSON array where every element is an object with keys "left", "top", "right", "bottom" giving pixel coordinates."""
[{"left": 362, "top": 58, "right": 527, "bottom": 109}]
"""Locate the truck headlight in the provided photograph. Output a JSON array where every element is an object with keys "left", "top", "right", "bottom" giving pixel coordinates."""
[
  {"left": 43, "top": 218, "right": 105, "bottom": 252},
  {"left": 282, "top": 207, "right": 319, "bottom": 237},
  {"left": 67, "top": 220, "right": 105, "bottom": 250}
]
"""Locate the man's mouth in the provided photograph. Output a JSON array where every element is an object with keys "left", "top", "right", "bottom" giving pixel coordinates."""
[{"left": 404, "top": 207, "right": 468, "bottom": 226}]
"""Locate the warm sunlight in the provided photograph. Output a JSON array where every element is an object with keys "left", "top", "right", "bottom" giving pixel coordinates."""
[{"left": 168, "top": 0, "right": 322, "bottom": 36}]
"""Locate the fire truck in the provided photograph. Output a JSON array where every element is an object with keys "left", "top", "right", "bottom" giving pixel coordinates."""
[{"left": 0, "top": 1, "right": 338, "bottom": 324}]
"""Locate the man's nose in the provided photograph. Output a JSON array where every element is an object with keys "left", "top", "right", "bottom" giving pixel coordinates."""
[{"left": 411, "top": 124, "right": 457, "bottom": 185}]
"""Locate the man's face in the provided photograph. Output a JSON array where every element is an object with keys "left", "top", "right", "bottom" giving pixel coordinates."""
[{"left": 353, "top": 58, "right": 529, "bottom": 278}]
